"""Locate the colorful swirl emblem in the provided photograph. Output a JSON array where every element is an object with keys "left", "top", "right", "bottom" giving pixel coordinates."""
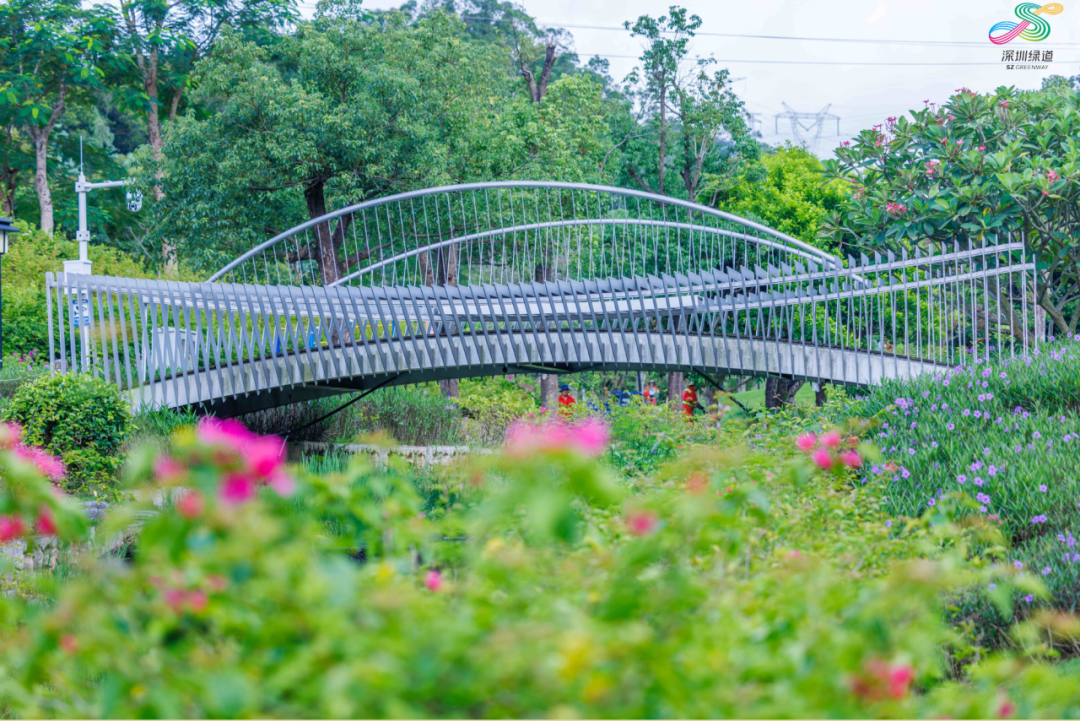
[{"left": 989, "top": 2, "right": 1064, "bottom": 44}]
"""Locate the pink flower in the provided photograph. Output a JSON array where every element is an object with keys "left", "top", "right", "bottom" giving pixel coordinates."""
[
  {"left": 34, "top": 505, "right": 57, "bottom": 536},
  {"left": 811, "top": 448, "right": 834, "bottom": 470},
  {"left": 245, "top": 435, "right": 285, "bottom": 480},
  {"left": 196, "top": 418, "right": 254, "bottom": 449},
  {"left": 795, "top": 433, "right": 817, "bottom": 452},
  {"left": 153, "top": 456, "right": 186, "bottom": 484},
  {"left": 267, "top": 471, "right": 296, "bottom": 498},
  {"left": 887, "top": 665, "right": 914, "bottom": 698},
  {"left": 625, "top": 510, "right": 659, "bottom": 536},
  {"left": 839, "top": 450, "right": 863, "bottom": 468},
  {"left": 186, "top": 589, "right": 208, "bottom": 613},
  {"left": 176, "top": 490, "right": 205, "bottom": 519},
  {"left": 573, "top": 418, "right": 611, "bottom": 457},
  {"left": 1047, "top": 170, "right": 1059, "bottom": 182},
  {"left": 505, "top": 418, "right": 610, "bottom": 458},
  {"left": 820, "top": 430, "right": 842, "bottom": 449},
  {"left": 424, "top": 570, "right": 443, "bottom": 592},
  {"left": 14, "top": 446, "right": 66, "bottom": 480},
  {"left": 0, "top": 514, "right": 26, "bottom": 542},
  {"left": 219, "top": 473, "right": 256, "bottom": 505},
  {"left": 0, "top": 422, "right": 22, "bottom": 449},
  {"left": 998, "top": 698, "right": 1016, "bottom": 717}
]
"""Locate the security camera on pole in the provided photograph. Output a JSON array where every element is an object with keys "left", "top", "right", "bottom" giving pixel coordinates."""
[{"left": 67, "top": 138, "right": 141, "bottom": 370}]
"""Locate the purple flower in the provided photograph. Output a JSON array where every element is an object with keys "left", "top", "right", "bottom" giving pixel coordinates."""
[
  {"left": 1025, "top": 594, "right": 1035, "bottom": 603},
  {"left": 908, "top": 448, "right": 915, "bottom": 455},
  {"left": 1014, "top": 560, "right": 1024, "bottom": 570},
  {"left": 1033, "top": 431, "right": 1042, "bottom": 440},
  {"left": 885, "top": 520, "right": 892, "bottom": 528},
  {"left": 977, "top": 492, "right": 991, "bottom": 504},
  {"left": 963, "top": 409, "right": 971, "bottom": 417},
  {"left": 901, "top": 467, "right": 911, "bottom": 479},
  {"left": 974, "top": 477, "right": 985, "bottom": 487},
  {"left": 1032, "top": 515, "right": 1048, "bottom": 524},
  {"left": 1042, "top": 567, "right": 1051, "bottom": 575},
  {"left": 978, "top": 393, "right": 987, "bottom": 402},
  {"left": 982, "top": 447, "right": 990, "bottom": 456},
  {"left": 957, "top": 474, "right": 967, "bottom": 484},
  {"left": 927, "top": 498, "right": 936, "bottom": 507},
  {"left": 974, "top": 411, "right": 983, "bottom": 419},
  {"left": 947, "top": 423, "right": 955, "bottom": 431},
  {"left": 988, "top": 582, "right": 997, "bottom": 590},
  {"left": 1000, "top": 372, "right": 1008, "bottom": 380},
  {"left": 1039, "top": 484, "right": 1048, "bottom": 493},
  {"left": 971, "top": 460, "right": 984, "bottom": 471},
  {"left": 988, "top": 465, "right": 998, "bottom": 476}
]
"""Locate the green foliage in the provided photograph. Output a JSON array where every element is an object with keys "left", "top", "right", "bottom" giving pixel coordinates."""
[
  {"left": 821, "top": 338, "right": 1080, "bottom": 645},
  {"left": 457, "top": 376, "right": 540, "bottom": 445},
  {"left": 0, "top": 222, "right": 153, "bottom": 355},
  {"left": 706, "top": 144, "right": 845, "bottom": 248},
  {"left": 2, "top": 412, "right": 1079, "bottom": 715},
  {"left": 821, "top": 85, "right": 1080, "bottom": 334},
  {"left": 4, "top": 372, "right": 131, "bottom": 497}
]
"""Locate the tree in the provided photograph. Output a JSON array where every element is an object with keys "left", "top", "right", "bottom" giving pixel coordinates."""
[
  {"left": 0, "top": 0, "right": 111, "bottom": 233},
  {"left": 623, "top": 7, "right": 699, "bottom": 197},
  {"left": 706, "top": 143, "right": 844, "bottom": 247},
  {"left": 114, "top": 0, "right": 296, "bottom": 263},
  {"left": 821, "top": 85, "right": 1080, "bottom": 337}
]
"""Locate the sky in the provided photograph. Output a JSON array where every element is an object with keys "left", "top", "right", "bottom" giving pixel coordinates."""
[{"left": 295, "top": 0, "right": 1080, "bottom": 157}]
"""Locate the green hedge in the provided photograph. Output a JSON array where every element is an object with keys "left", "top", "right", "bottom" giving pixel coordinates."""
[{"left": 5, "top": 372, "right": 131, "bottom": 497}]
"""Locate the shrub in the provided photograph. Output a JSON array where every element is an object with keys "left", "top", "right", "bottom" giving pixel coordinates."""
[
  {"left": 819, "top": 337, "right": 1080, "bottom": 644},
  {"left": 2, "top": 416, "right": 1079, "bottom": 716},
  {"left": 5, "top": 372, "right": 131, "bottom": 497}
]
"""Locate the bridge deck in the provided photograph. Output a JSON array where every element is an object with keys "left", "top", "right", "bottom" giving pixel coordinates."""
[{"left": 132, "top": 329, "right": 947, "bottom": 417}]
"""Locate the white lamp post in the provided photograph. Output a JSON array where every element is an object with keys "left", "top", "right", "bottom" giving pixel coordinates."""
[{"left": 0, "top": 216, "right": 20, "bottom": 369}]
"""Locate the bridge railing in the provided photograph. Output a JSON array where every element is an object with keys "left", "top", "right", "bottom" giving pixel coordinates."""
[
  {"left": 207, "top": 182, "right": 842, "bottom": 290},
  {"left": 47, "top": 233, "right": 1037, "bottom": 413}
]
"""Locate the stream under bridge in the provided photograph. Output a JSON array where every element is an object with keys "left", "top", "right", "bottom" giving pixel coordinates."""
[{"left": 45, "top": 182, "right": 1040, "bottom": 417}]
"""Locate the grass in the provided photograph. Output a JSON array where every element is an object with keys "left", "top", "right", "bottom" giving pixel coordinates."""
[{"left": 731, "top": 381, "right": 817, "bottom": 410}]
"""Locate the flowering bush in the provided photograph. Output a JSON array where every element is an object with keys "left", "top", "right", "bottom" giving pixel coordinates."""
[
  {"left": 0, "top": 422, "right": 88, "bottom": 576},
  {"left": 5, "top": 373, "right": 131, "bottom": 497},
  {"left": 830, "top": 338, "right": 1080, "bottom": 644},
  {"left": 1, "top": 411, "right": 1079, "bottom": 716}
]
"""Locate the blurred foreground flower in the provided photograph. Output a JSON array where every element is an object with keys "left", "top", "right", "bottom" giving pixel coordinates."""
[{"left": 505, "top": 417, "right": 610, "bottom": 458}]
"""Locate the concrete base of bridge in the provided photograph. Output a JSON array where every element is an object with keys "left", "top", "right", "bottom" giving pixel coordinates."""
[{"left": 131, "top": 330, "right": 950, "bottom": 418}]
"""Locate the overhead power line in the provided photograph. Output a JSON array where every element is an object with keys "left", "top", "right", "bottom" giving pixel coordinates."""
[{"left": 455, "top": 15, "right": 1080, "bottom": 48}]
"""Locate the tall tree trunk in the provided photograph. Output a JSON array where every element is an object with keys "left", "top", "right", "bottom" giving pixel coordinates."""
[
  {"left": 658, "top": 80, "right": 667, "bottom": 196},
  {"left": 540, "top": 373, "right": 558, "bottom": 414},
  {"left": 0, "top": 169, "right": 17, "bottom": 218},
  {"left": 31, "top": 132, "right": 52, "bottom": 234},
  {"left": 814, "top": 382, "right": 827, "bottom": 407},
  {"left": 305, "top": 179, "right": 342, "bottom": 285},
  {"left": 23, "top": 84, "right": 65, "bottom": 235},
  {"left": 667, "top": 371, "right": 684, "bottom": 410}
]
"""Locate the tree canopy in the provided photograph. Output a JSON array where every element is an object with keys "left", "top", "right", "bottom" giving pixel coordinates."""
[{"left": 821, "top": 84, "right": 1080, "bottom": 335}]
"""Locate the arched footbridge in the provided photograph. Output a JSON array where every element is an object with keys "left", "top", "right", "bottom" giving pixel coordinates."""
[{"left": 45, "top": 182, "right": 1039, "bottom": 417}]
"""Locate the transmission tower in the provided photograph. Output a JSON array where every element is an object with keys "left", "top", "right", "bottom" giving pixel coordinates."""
[{"left": 774, "top": 103, "right": 840, "bottom": 153}]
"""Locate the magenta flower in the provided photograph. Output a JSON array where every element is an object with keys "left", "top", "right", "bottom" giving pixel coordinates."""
[
  {"left": 424, "top": 570, "right": 443, "bottom": 592},
  {"left": 625, "top": 510, "right": 659, "bottom": 536},
  {"left": 34, "top": 505, "right": 57, "bottom": 536},
  {"left": 810, "top": 448, "right": 834, "bottom": 470},
  {"left": 839, "top": 450, "right": 862, "bottom": 468},
  {"left": 795, "top": 433, "right": 817, "bottom": 452},
  {"left": 0, "top": 514, "right": 26, "bottom": 542},
  {"left": 177, "top": 490, "right": 205, "bottom": 519},
  {"left": 14, "top": 445, "right": 66, "bottom": 480},
  {"left": 820, "top": 430, "right": 842, "bottom": 449},
  {"left": 0, "top": 422, "right": 22, "bottom": 449},
  {"left": 219, "top": 473, "right": 256, "bottom": 505}
]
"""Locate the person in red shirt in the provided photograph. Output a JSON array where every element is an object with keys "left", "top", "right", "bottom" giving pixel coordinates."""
[
  {"left": 558, "top": 384, "right": 576, "bottom": 417},
  {"left": 644, "top": 380, "right": 659, "bottom": 405},
  {"left": 682, "top": 381, "right": 701, "bottom": 419}
]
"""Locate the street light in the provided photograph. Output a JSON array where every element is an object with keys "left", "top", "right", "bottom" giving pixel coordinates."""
[{"left": 0, "top": 217, "right": 20, "bottom": 370}]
